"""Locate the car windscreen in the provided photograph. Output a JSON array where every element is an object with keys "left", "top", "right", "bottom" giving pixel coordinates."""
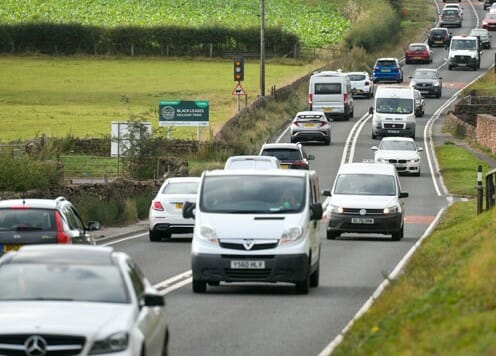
[
  {"left": 333, "top": 174, "right": 397, "bottom": 196},
  {"left": 347, "top": 74, "right": 366, "bottom": 81},
  {"left": 260, "top": 149, "right": 301, "bottom": 162},
  {"left": 379, "top": 140, "right": 416, "bottom": 151},
  {"left": 161, "top": 181, "right": 199, "bottom": 194},
  {"left": 200, "top": 175, "right": 306, "bottom": 213},
  {"left": 376, "top": 98, "right": 413, "bottom": 114},
  {"left": 408, "top": 45, "right": 426, "bottom": 51},
  {"left": 376, "top": 60, "right": 397, "bottom": 67},
  {"left": 0, "top": 208, "right": 55, "bottom": 231},
  {"left": 450, "top": 39, "right": 476, "bottom": 50},
  {"left": 413, "top": 71, "right": 437, "bottom": 79},
  {"left": 0, "top": 263, "right": 130, "bottom": 303},
  {"left": 314, "top": 83, "right": 341, "bottom": 95}
]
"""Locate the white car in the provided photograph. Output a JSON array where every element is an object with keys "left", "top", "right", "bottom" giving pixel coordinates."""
[
  {"left": 371, "top": 137, "right": 423, "bottom": 176},
  {"left": 224, "top": 155, "right": 280, "bottom": 170},
  {"left": 346, "top": 71, "right": 374, "bottom": 98},
  {"left": 0, "top": 245, "right": 169, "bottom": 356},
  {"left": 322, "top": 162, "right": 408, "bottom": 241},
  {"left": 442, "top": 4, "right": 463, "bottom": 18},
  {"left": 148, "top": 176, "right": 201, "bottom": 241}
]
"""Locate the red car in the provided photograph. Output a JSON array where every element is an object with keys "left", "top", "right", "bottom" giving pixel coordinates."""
[
  {"left": 482, "top": 13, "right": 496, "bottom": 31},
  {"left": 405, "top": 43, "right": 433, "bottom": 64}
]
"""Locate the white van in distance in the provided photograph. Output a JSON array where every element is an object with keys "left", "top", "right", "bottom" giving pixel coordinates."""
[
  {"left": 369, "top": 86, "right": 416, "bottom": 140},
  {"left": 183, "top": 169, "right": 324, "bottom": 294},
  {"left": 308, "top": 71, "right": 354, "bottom": 121}
]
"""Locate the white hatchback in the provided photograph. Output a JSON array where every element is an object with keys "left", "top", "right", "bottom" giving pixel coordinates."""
[
  {"left": 371, "top": 137, "right": 423, "bottom": 176},
  {"left": 224, "top": 155, "right": 280, "bottom": 170},
  {"left": 148, "top": 176, "right": 200, "bottom": 241},
  {"left": 346, "top": 71, "right": 374, "bottom": 98},
  {"left": 0, "top": 245, "right": 169, "bottom": 356}
]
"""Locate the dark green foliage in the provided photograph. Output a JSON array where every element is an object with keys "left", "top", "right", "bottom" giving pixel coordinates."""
[{"left": 0, "top": 154, "right": 62, "bottom": 191}]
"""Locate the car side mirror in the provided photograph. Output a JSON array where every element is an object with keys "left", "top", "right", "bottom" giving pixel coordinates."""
[
  {"left": 418, "top": 147, "right": 424, "bottom": 152},
  {"left": 310, "top": 203, "right": 323, "bottom": 221},
  {"left": 307, "top": 154, "right": 315, "bottom": 160},
  {"left": 399, "top": 192, "right": 409, "bottom": 198},
  {"left": 142, "top": 292, "right": 165, "bottom": 307},
  {"left": 371, "top": 146, "right": 378, "bottom": 151},
  {"left": 408, "top": 76, "right": 412, "bottom": 79},
  {"left": 321, "top": 189, "right": 331, "bottom": 197},
  {"left": 87, "top": 221, "right": 101, "bottom": 231},
  {"left": 182, "top": 201, "right": 196, "bottom": 219},
  {"left": 369, "top": 107, "right": 374, "bottom": 115}
]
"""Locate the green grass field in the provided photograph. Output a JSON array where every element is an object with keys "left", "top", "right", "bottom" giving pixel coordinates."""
[{"left": 0, "top": 56, "right": 318, "bottom": 142}]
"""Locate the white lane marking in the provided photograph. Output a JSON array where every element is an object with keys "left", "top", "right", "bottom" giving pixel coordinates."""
[
  {"left": 276, "top": 123, "right": 291, "bottom": 143},
  {"left": 154, "top": 270, "right": 192, "bottom": 291},
  {"left": 348, "top": 114, "right": 372, "bottom": 163},
  {"left": 160, "top": 277, "right": 193, "bottom": 295},
  {"left": 340, "top": 113, "right": 371, "bottom": 166},
  {"left": 318, "top": 207, "right": 446, "bottom": 356},
  {"left": 103, "top": 232, "right": 147, "bottom": 245}
]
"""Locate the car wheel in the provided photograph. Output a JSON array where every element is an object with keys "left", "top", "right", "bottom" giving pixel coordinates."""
[
  {"left": 161, "top": 328, "right": 170, "bottom": 356},
  {"left": 326, "top": 230, "right": 340, "bottom": 240},
  {"left": 392, "top": 225, "right": 404, "bottom": 241},
  {"left": 324, "top": 137, "right": 331, "bottom": 146},
  {"left": 415, "top": 169, "right": 421, "bottom": 177},
  {"left": 192, "top": 279, "right": 207, "bottom": 293},
  {"left": 149, "top": 230, "right": 162, "bottom": 242},
  {"left": 448, "top": 65, "right": 453, "bottom": 70},
  {"left": 309, "top": 259, "right": 320, "bottom": 288},
  {"left": 295, "top": 269, "right": 310, "bottom": 294},
  {"left": 437, "top": 91, "right": 442, "bottom": 98}
]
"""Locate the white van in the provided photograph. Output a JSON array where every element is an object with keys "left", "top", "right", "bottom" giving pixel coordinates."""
[
  {"left": 308, "top": 71, "right": 354, "bottom": 120},
  {"left": 447, "top": 35, "right": 481, "bottom": 70},
  {"left": 369, "top": 86, "right": 416, "bottom": 139},
  {"left": 183, "top": 169, "right": 323, "bottom": 294}
]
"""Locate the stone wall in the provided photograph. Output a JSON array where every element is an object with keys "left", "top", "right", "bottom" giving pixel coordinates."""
[{"left": 476, "top": 114, "right": 496, "bottom": 154}]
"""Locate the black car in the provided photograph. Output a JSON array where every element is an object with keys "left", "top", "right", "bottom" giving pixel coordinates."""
[
  {"left": 427, "top": 27, "right": 451, "bottom": 47},
  {"left": 0, "top": 197, "right": 100, "bottom": 256},
  {"left": 409, "top": 68, "right": 443, "bottom": 98}
]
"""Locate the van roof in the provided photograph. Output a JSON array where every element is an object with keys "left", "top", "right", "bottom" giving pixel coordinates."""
[
  {"left": 375, "top": 86, "right": 414, "bottom": 98},
  {"left": 203, "top": 168, "right": 310, "bottom": 178},
  {"left": 337, "top": 162, "right": 397, "bottom": 175}
]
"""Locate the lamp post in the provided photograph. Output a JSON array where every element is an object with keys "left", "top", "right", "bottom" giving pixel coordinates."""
[{"left": 260, "top": 0, "right": 265, "bottom": 97}]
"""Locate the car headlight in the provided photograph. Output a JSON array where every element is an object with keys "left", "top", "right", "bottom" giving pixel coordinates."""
[
  {"left": 198, "top": 225, "right": 219, "bottom": 245},
  {"left": 89, "top": 332, "right": 129, "bottom": 354},
  {"left": 280, "top": 226, "right": 303, "bottom": 244},
  {"left": 376, "top": 158, "right": 389, "bottom": 163},
  {"left": 409, "top": 157, "right": 420, "bottom": 163},
  {"left": 384, "top": 205, "right": 401, "bottom": 214},
  {"left": 326, "top": 205, "right": 343, "bottom": 216}
]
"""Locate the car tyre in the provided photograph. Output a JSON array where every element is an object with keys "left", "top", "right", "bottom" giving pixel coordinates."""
[
  {"left": 149, "top": 230, "right": 162, "bottom": 242},
  {"left": 309, "top": 260, "right": 320, "bottom": 288},
  {"left": 392, "top": 225, "right": 404, "bottom": 241},
  {"left": 326, "top": 230, "right": 340, "bottom": 240},
  {"left": 192, "top": 279, "right": 207, "bottom": 293},
  {"left": 295, "top": 270, "right": 310, "bottom": 294},
  {"left": 324, "top": 137, "right": 331, "bottom": 146},
  {"left": 415, "top": 169, "right": 421, "bottom": 177}
]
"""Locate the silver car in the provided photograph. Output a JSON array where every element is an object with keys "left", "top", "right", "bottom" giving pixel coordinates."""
[
  {"left": 290, "top": 110, "right": 331, "bottom": 145},
  {"left": 148, "top": 176, "right": 200, "bottom": 241},
  {"left": 0, "top": 244, "right": 169, "bottom": 355}
]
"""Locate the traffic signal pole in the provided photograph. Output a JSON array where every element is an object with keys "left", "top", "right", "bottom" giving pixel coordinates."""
[{"left": 260, "top": 0, "right": 265, "bottom": 97}]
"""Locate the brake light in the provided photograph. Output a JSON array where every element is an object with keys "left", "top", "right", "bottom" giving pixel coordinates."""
[
  {"left": 55, "top": 211, "right": 70, "bottom": 244},
  {"left": 364, "top": 81, "right": 370, "bottom": 86},
  {"left": 308, "top": 94, "right": 313, "bottom": 105},
  {"left": 152, "top": 201, "right": 164, "bottom": 211},
  {"left": 319, "top": 121, "right": 327, "bottom": 127},
  {"left": 291, "top": 161, "right": 309, "bottom": 170},
  {"left": 343, "top": 92, "right": 348, "bottom": 105}
]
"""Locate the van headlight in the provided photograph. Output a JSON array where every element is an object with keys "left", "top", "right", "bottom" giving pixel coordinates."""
[
  {"left": 384, "top": 205, "right": 401, "bottom": 214},
  {"left": 198, "top": 225, "right": 219, "bottom": 245},
  {"left": 376, "top": 157, "right": 389, "bottom": 163},
  {"left": 89, "top": 332, "right": 128, "bottom": 354},
  {"left": 280, "top": 226, "right": 303, "bottom": 244}
]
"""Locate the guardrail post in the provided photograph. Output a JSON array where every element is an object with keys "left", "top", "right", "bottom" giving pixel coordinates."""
[{"left": 477, "top": 165, "right": 483, "bottom": 215}]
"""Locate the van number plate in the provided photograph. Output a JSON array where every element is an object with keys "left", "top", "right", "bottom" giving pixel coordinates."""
[
  {"left": 351, "top": 218, "right": 374, "bottom": 224},
  {"left": 230, "top": 260, "right": 265, "bottom": 269}
]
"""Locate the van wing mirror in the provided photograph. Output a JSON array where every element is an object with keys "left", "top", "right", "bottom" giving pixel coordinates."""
[
  {"left": 310, "top": 203, "right": 323, "bottom": 221},
  {"left": 399, "top": 192, "right": 409, "bottom": 198},
  {"left": 321, "top": 189, "right": 331, "bottom": 197},
  {"left": 182, "top": 201, "right": 196, "bottom": 219},
  {"left": 368, "top": 106, "right": 374, "bottom": 115}
]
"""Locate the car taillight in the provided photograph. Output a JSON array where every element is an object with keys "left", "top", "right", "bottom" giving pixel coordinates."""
[
  {"left": 319, "top": 121, "right": 327, "bottom": 127},
  {"left": 291, "top": 161, "right": 309, "bottom": 170},
  {"left": 308, "top": 94, "right": 313, "bottom": 105},
  {"left": 293, "top": 121, "right": 300, "bottom": 127},
  {"left": 364, "top": 81, "right": 370, "bottom": 86},
  {"left": 152, "top": 201, "right": 164, "bottom": 211},
  {"left": 343, "top": 92, "right": 348, "bottom": 105},
  {"left": 55, "top": 211, "right": 70, "bottom": 244}
]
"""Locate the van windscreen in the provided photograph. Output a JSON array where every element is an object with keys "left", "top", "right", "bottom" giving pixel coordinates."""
[
  {"left": 314, "top": 83, "right": 341, "bottom": 95},
  {"left": 200, "top": 175, "right": 305, "bottom": 213},
  {"left": 376, "top": 98, "right": 413, "bottom": 114}
]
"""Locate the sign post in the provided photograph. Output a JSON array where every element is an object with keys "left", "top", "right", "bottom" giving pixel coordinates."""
[
  {"left": 158, "top": 100, "right": 209, "bottom": 141},
  {"left": 232, "top": 82, "right": 246, "bottom": 112}
]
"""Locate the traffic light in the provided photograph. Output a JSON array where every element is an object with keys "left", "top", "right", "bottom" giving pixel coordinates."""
[{"left": 233, "top": 56, "right": 244, "bottom": 81}]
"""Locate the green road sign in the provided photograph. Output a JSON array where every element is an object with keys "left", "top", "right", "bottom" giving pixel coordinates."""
[{"left": 159, "top": 100, "right": 209, "bottom": 127}]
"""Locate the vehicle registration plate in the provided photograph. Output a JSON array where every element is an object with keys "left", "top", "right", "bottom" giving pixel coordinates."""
[
  {"left": 2, "top": 244, "right": 22, "bottom": 253},
  {"left": 388, "top": 130, "right": 400, "bottom": 134},
  {"left": 382, "top": 69, "right": 391, "bottom": 72},
  {"left": 351, "top": 218, "right": 374, "bottom": 224},
  {"left": 435, "top": 41, "right": 443, "bottom": 44},
  {"left": 303, "top": 123, "right": 317, "bottom": 128},
  {"left": 458, "top": 63, "right": 466, "bottom": 67},
  {"left": 175, "top": 202, "right": 183, "bottom": 209},
  {"left": 279, "top": 164, "right": 289, "bottom": 169},
  {"left": 230, "top": 260, "right": 265, "bottom": 269},
  {"left": 323, "top": 107, "right": 334, "bottom": 112}
]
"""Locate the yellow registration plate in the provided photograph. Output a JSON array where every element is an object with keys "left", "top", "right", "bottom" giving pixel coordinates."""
[
  {"left": 175, "top": 203, "right": 183, "bottom": 209},
  {"left": 303, "top": 123, "right": 317, "bottom": 128},
  {"left": 323, "top": 107, "right": 333, "bottom": 112},
  {"left": 3, "top": 244, "right": 22, "bottom": 253},
  {"left": 279, "top": 164, "right": 290, "bottom": 169}
]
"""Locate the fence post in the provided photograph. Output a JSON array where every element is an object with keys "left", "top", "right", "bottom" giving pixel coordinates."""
[{"left": 477, "top": 165, "right": 483, "bottom": 214}]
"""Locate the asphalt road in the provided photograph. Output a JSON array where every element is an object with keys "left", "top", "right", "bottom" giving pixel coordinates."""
[{"left": 99, "top": 1, "right": 495, "bottom": 355}]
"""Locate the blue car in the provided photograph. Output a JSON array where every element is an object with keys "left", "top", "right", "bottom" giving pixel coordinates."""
[{"left": 372, "top": 58, "right": 403, "bottom": 83}]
